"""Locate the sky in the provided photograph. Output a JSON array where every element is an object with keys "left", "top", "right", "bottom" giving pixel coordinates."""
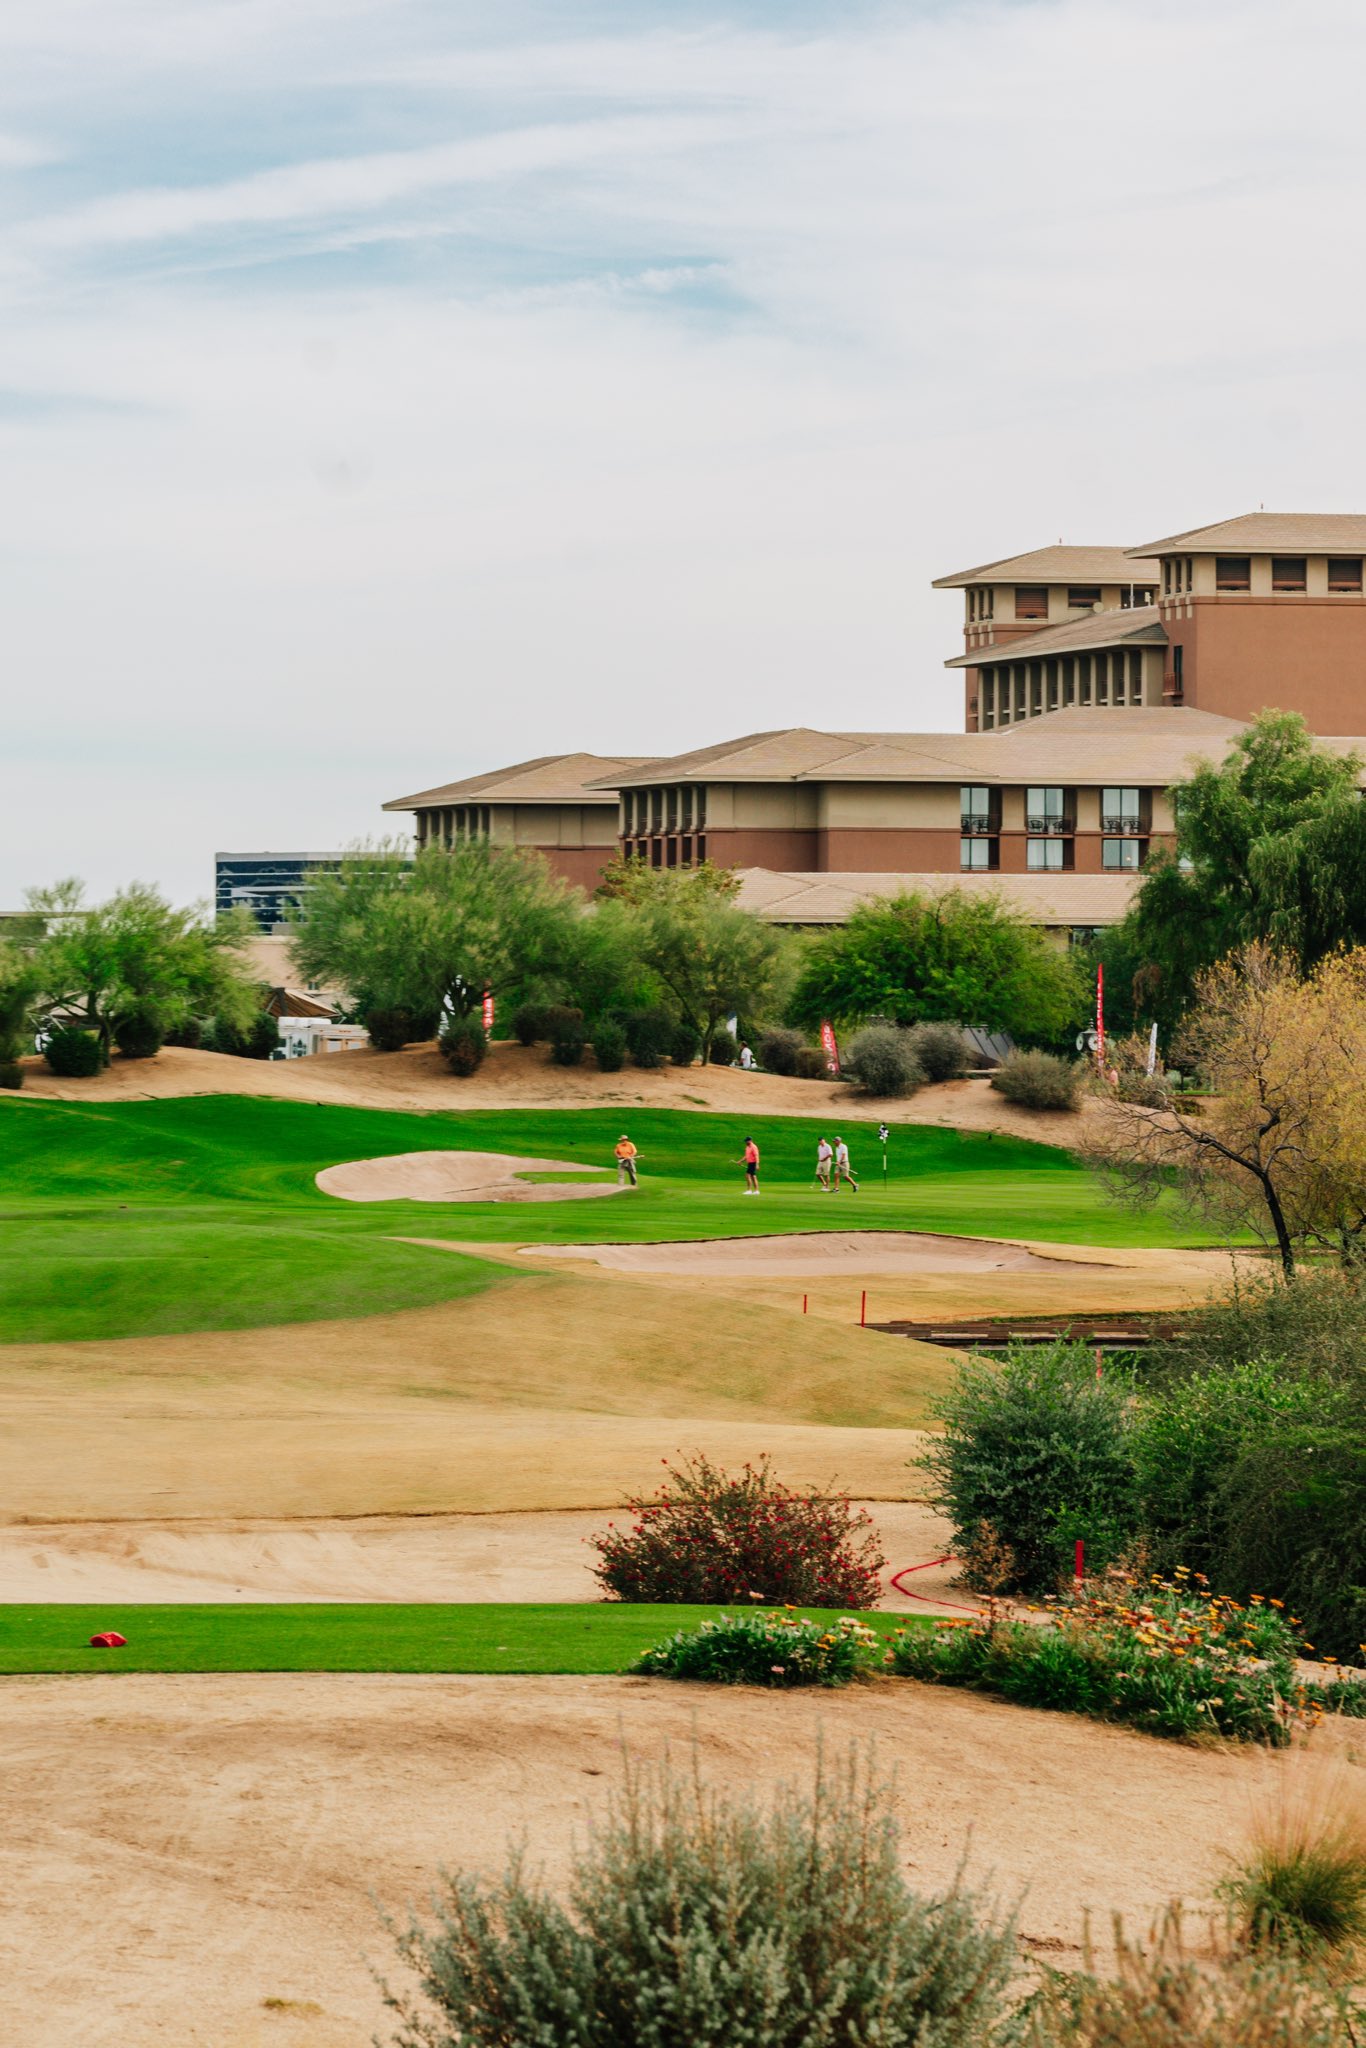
[{"left": 5, "top": 0, "right": 1366, "bottom": 903}]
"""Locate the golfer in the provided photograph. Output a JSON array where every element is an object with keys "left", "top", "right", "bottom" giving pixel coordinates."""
[
  {"left": 833, "top": 1135, "right": 858, "bottom": 1192},
  {"left": 739, "top": 1135, "right": 761, "bottom": 1194},
  {"left": 614, "top": 1133, "right": 638, "bottom": 1187},
  {"left": 815, "top": 1136, "right": 833, "bottom": 1191}
]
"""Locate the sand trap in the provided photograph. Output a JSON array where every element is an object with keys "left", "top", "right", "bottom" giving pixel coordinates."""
[
  {"left": 525, "top": 1229, "right": 1102, "bottom": 1278},
  {"left": 0, "top": 1501, "right": 958, "bottom": 1607},
  {"left": 317, "top": 1149, "right": 626, "bottom": 1204}
]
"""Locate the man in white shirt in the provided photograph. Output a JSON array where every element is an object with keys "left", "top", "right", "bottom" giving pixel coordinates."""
[
  {"left": 833, "top": 1137, "right": 858, "bottom": 1192},
  {"left": 815, "top": 1137, "right": 833, "bottom": 1191}
]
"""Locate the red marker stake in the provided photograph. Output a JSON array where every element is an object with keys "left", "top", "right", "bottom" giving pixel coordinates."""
[
  {"left": 860, "top": 1289, "right": 867, "bottom": 1327},
  {"left": 1074, "top": 1539, "right": 1085, "bottom": 1587},
  {"left": 802, "top": 1293, "right": 808, "bottom": 1315}
]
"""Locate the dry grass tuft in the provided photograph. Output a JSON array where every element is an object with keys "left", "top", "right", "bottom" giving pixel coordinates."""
[{"left": 1219, "top": 1765, "right": 1366, "bottom": 1963}]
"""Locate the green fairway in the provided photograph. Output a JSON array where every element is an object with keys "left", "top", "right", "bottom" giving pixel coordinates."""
[
  {"left": 0, "top": 1601, "right": 920, "bottom": 1674},
  {"left": 0, "top": 1095, "right": 1204, "bottom": 1343}
]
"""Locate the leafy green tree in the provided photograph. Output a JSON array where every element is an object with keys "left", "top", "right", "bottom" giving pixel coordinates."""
[
  {"left": 29, "top": 881, "right": 260, "bottom": 1057},
  {"left": 631, "top": 873, "right": 790, "bottom": 1064},
  {"left": 1099, "top": 711, "right": 1366, "bottom": 1031},
  {"left": 0, "top": 919, "right": 44, "bottom": 1083},
  {"left": 596, "top": 852, "right": 740, "bottom": 902},
  {"left": 789, "top": 888, "right": 1083, "bottom": 1041},
  {"left": 290, "top": 838, "right": 580, "bottom": 1021}
]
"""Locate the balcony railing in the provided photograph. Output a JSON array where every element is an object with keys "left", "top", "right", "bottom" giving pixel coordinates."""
[
  {"left": 1101, "top": 815, "right": 1146, "bottom": 834},
  {"left": 960, "top": 816, "right": 998, "bottom": 834},
  {"left": 1026, "top": 815, "right": 1073, "bottom": 835}
]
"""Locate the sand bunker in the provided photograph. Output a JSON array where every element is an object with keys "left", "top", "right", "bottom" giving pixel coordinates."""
[
  {"left": 526, "top": 1229, "right": 1101, "bottom": 1278},
  {"left": 317, "top": 1149, "right": 625, "bottom": 1204}
]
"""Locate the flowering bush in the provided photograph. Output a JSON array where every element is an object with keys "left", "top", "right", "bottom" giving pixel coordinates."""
[
  {"left": 590, "top": 1454, "right": 886, "bottom": 1607},
  {"left": 634, "top": 1610, "right": 884, "bottom": 1687},
  {"left": 889, "top": 1569, "right": 1366, "bottom": 1745}
]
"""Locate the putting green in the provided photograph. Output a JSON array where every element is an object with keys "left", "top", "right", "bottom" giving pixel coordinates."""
[{"left": 0, "top": 1096, "right": 1203, "bottom": 1343}]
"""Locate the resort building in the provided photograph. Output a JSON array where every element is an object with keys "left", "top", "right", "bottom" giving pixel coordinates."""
[{"left": 381, "top": 512, "right": 1366, "bottom": 929}]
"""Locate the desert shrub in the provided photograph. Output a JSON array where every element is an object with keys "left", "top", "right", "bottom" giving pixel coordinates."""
[
  {"left": 670, "top": 1021, "right": 700, "bottom": 1066},
  {"left": 907, "top": 1021, "right": 969, "bottom": 1083},
  {"left": 386, "top": 1752, "right": 1020, "bottom": 2048},
  {"left": 440, "top": 1018, "right": 487, "bottom": 1076},
  {"left": 922, "top": 1343, "right": 1136, "bottom": 1594},
  {"left": 0, "top": 1060, "right": 22, "bottom": 1090},
  {"left": 1117, "top": 1070, "right": 1173, "bottom": 1108},
  {"left": 547, "top": 1005, "right": 586, "bottom": 1066},
  {"left": 202, "top": 1011, "right": 279, "bottom": 1059},
  {"left": 44, "top": 1027, "right": 105, "bottom": 1077},
  {"left": 590, "top": 1453, "right": 885, "bottom": 1608},
  {"left": 989, "top": 1048, "right": 1081, "bottom": 1110},
  {"left": 623, "top": 1007, "right": 674, "bottom": 1069},
  {"left": 842, "top": 1026, "right": 923, "bottom": 1098},
  {"left": 111, "top": 1006, "right": 166, "bottom": 1060},
  {"left": 758, "top": 1025, "right": 804, "bottom": 1076},
  {"left": 164, "top": 1018, "right": 202, "bottom": 1048},
  {"left": 1214, "top": 1426, "right": 1366, "bottom": 1665},
  {"left": 363, "top": 1003, "right": 438, "bottom": 1052},
  {"left": 1219, "top": 1781, "right": 1366, "bottom": 1960},
  {"left": 708, "top": 1027, "right": 738, "bottom": 1066},
  {"left": 890, "top": 1571, "right": 1341, "bottom": 1746},
  {"left": 511, "top": 1002, "right": 550, "bottom": 1047},
  {"left": 635, "top": 1611, "right": 883, "bottom": 1688},
  {"left": 1030, "top": 1912, "right": 1359, "bottom": 2047},
  {"left": 591, "top": 1018, "right": 626, "bottom": 1073},
  {"left": 794, "top": 1043, "right": 830, "bottom": 1080},
  {"left": 1156, "top": 1270, "right": 1366, "bottom": 1386}
]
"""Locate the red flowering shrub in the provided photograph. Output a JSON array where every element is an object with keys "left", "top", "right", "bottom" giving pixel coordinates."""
[{"left": 590, "top": 1454, "right": 886, "bottom": 1608}]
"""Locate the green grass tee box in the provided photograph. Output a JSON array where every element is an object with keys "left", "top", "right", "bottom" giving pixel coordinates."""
[{"left": 0, "top": 1603, "right": 921, "bottom": 1675}]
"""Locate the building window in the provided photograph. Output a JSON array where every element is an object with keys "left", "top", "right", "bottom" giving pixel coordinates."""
[
  {"left": 1121, "top": 585, "right": 1156, "bottom": 608},
  {"left": 1014, "top": 586, "right": 1048, "bottom": 620},
  {"left": 1101, "top": 786, "right": 1144, "bottom": 831},
  {"left": 1026, "top": 786, "right": 1069, "bottom": 833},
  {"left": 1067, "top": 586, "right": 1101, "bottom": 611},
  {"left": 1328, "top": 558, "right": 1364, "bottom": 592},
  {"left": 960, "top": 785, "right": 998, "bottom": 832},
  {"left": 1027, "top": 839, "right": 1066, "bottom": 870},
  {"left": 1272, "top": 556, "right": 1306, "bottom": 591},
  {"left": 961, "top": 836, "right": 998, "bottom": 871},
  {"left": 1170, "top": 644, "right": 1184, "bottom": 699},
  {"left": 1102, "top": 838, "right": 1144, "bottom": 870},
  {"left": 1216, "top": 555, "right": 1251, "bottom": 591}
]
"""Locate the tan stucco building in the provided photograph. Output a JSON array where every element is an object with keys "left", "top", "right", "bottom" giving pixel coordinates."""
[{"left": 383, "top": 512, "right": 1366, "bottom": 929}]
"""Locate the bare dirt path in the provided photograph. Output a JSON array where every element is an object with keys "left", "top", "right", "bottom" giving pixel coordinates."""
[
  {"left": 15, "top": 1042, "right": 1100, "bottom": 1146},
  {"left": 0, "top": 1501, "right": 961, "bottom": 1608},
  {"left": 0, "top": 1668, "right": 1335, "bottom": 2048}
]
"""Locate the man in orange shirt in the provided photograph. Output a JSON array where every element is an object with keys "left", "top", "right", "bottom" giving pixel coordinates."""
[
  {"left": 740, "top": 1135, "right": 760, "bottom": 1195},
  {"left": 614, "top": 1134, "right": 638, "bottom": 1187}
]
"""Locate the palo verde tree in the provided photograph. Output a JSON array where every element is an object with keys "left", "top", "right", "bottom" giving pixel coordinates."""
[
  {"left": 0, "top": 915, "right": 45, "bottom": 1083},
  {"left": 1097, "top": 711, "right": 1366, "bottom": 1035},
  {"left": 28, "top": 880, "right": 261, "bottom": 1058},
  {"left": 290, "top": 837, "right": 581, "bottom": 1023},
  {"left": 1093, "top": 943, "right": 1366, "bottom": 1277},
  {"left": 789, "top": 887, "right": 1083, "bottom": 1042},
  {"left": 626, "top": 868, "right": 791, "bottom": 1064}
]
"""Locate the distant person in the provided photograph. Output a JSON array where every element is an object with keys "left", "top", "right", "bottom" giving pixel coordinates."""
[
  {"left": 833, "top": 1136, "right": 858, "bottom": 1193},
  {"left": 614, "top": 1133, "right": 638, "bottom": 1187},
  {"left": 739, "top": 1135, "right": 760, "bottom": 1194},
  {"left": 815, "top": 1136, "right": 833, "bottom": 1191},
  {"left": 739, "top": 1042, "right": 755, "bottom": 1070}
]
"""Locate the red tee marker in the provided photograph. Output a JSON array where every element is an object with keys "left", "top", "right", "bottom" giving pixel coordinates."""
[{"left": 89, "top": 1632, "right": 127, "bottom": 1648}]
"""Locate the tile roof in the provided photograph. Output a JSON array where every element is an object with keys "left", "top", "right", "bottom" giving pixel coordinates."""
[
  {"left": 933, "top": 545, "right": 1158, "bottom": 589},
  {"left": 384, "top": 752, "right": 646, "bottom": 810},
  {"left": 1129, "top": 513, "right": 1366, "bottom": 556},
  {"left": 735, "top": 867, "right": 1142, "bottom": 926},
  {"left": 945, "top": 605, "right": 1167, "bottom": 668}
]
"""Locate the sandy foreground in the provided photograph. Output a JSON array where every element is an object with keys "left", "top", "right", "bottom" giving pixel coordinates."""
[
  {"left": 14, "top": 1040, "right": 1103, "bottom": 1146},
  {"left": 0, "top": 1668, "right": 1337, "bottom": 2048}
]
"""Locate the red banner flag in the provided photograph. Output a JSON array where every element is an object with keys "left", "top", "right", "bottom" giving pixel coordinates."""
[
  {"left": 1095, "top": 964, "right": 1105, "bottom": 1072},
  {"left": 820, "top": 1019, "right": 840, "bottom": 1075},
  {"left": 482, "top": 991, "right": 494, "bottom": 1033}
]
